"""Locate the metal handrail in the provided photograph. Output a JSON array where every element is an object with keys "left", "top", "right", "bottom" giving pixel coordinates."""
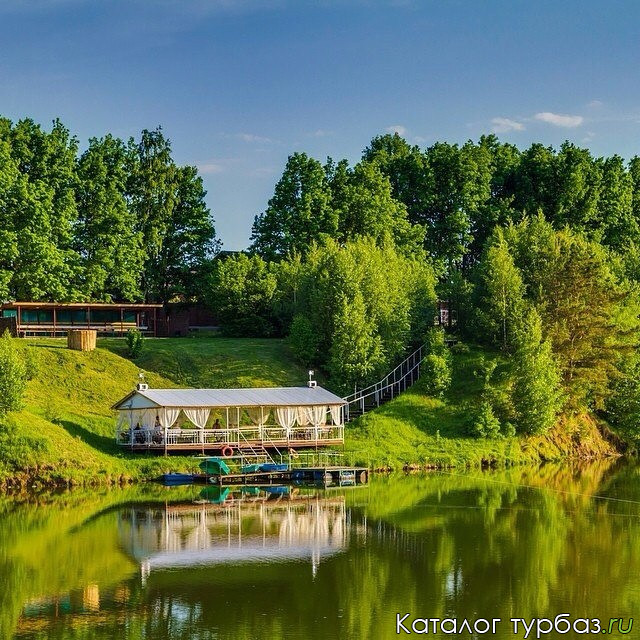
[
  {"left": 342, "top": 343, "right": 425, "bottom": 421},
  {"left": 342, "top": 344, "right": 424, "bottom": 403}
]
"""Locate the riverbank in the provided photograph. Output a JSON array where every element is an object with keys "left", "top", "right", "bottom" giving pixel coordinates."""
[{"left": 0, "top": 338, "right": 621, "bottom": 489}]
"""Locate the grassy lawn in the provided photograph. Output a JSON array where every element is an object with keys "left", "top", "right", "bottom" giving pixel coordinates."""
[
  {"left": 344, "top": 346, "right": 615, "bottom": 469},
  {"left": 1, "top": 336, "right": 313, "bottom": 487},
  {"left": 0, "top": 336, "right": 615, "bottom": 487}
]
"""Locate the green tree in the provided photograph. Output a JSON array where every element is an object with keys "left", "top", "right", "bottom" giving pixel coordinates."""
[
  {"left": 328, "top": 291, "right": 383, "bottom": 393},
  {"left": 154, "top": 165, "right": 220, "bottom": 303},
  {"left": 207, "top": 254, "right": 277, "bottom": 336},
  {"left": 478, "top": 228, "right": 525, "bottom": 349},
  {"left": 330, "top": 160, "right": 423, "bottom": 251},
  {"left": 76, "top": 134, "right": 143, "bottom": 301},
  {"left": 0, "top": 331, "right": 28, "bottom": 416},
  {"left": 1, "top": 118, "right": 82, "bottom": 300},
  {"left": 597, "top": 155, "right": 637, "bottom": 250},
  {"left": 250, "top": 152, "right": 336, "bottom": 260},
  {"left": 511, "top": 308, "right": 562, "bottom": 434},
  {"left": 127, "top": 127, "right": 176, "bottom": 301}
]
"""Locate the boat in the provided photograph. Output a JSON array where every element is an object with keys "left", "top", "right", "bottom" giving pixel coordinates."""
[
  {"left": 161, "top": 473, "right": 194, "bottom": 486},
  {"left": 199, "top": 457, "right": 231, "bottom": 475},
  {"left": 259, "top": 463, "right": 288, "bottom": 472}
]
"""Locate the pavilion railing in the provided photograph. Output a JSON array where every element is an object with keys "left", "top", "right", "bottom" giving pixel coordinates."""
[{"left": 118, "top": 424, "right": 344, "bottom": 448}]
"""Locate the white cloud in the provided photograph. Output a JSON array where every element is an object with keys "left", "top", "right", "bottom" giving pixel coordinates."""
[
  {"left": 490, "top": 117, "right": 525, "bottom": 133},
  {"left": 198, "top": 163, "right": 225, "bottom": 174},
  {"left": 587, "top": 100, "right": 603, "bottom": 108},
  {"left": 534, "top": 112, "right": 584, "bottom": 127},
  {"left": 310, "top": 129, "right": 333, "bottom": 137},
  {"left": 238, "top": 133, "right": 273, "bottom": 143},
  {"left": 385, "top": 124, "right": 407, "bottom": 136}
]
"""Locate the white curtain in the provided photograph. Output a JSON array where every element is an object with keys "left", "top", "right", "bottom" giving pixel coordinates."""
[
  {"left": 296, "top": 406, "right": 314, "bottom": 426},
  {"left": 246, "top": 407, "right": 269, "bottom": 425},
  {"left": 184, "top": 408, "right": 210, "bottom": 429},
  {"left": 158, "top": 408, "right": 181, "bottom": 429},
  {"left": 330, "top": 405, "right": 343, "bottom": 426},
  {"left": 312, "top": 405, "right": 327, "bottom": 426},
  {"left": 276, "top": 407, "right": 297, "bottom": 435},
  {"left": 128, "top": 409, "right": 156, "bottom": 428}
]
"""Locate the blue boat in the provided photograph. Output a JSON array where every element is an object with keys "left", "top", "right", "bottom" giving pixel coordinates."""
[
  {"left": 161, "top": 473, "right": 194, "bottom": 486},
  {"left": 259, "top": 463, "right": 288, "bottom": 472}
]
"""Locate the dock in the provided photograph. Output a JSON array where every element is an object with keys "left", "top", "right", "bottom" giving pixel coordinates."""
[{"left": 209, "top": 465, "right": 369, "bottom": 487}]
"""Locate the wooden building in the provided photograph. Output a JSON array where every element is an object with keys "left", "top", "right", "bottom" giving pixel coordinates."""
[{"left": 0, "top": 302, "right": 163, "bottom": 337}]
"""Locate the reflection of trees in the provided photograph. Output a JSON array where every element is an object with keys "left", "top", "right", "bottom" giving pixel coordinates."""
[{"left": 5, "top": 460, "right": 640, "bottom": 640}]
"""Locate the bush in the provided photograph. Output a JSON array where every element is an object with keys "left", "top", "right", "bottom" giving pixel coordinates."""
[
  {"left": 289, "top": 314, "right": 320, "bottom": 366},
  {"left": 422, "top": 354, "right": 451, "bottom": 397},
  {"left": 0, "top": 330, "right": 28, "bottom": 416},
  {"left": 126, "top": 328, "right": 144, "bottom": 359},
  {"left": 469, "top": 401, "right": 501, "bottom": 439}
]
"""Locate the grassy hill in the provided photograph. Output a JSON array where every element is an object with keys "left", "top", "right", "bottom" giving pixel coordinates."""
[
  {"left": 345, "top": 346, "right": 616, "bottom": 469},
  {"left": 0, "top": 336, "right": 617, "bottom": 488},
  {"left": 0, "top": 337, "right": 313, "bottom": 488}
]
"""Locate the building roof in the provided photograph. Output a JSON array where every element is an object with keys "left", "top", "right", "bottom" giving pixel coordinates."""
[
  {"left": 112, "top": 386, "right": 345, "bottom": 410},
  {"left": 1, "top": 302, "right": 163, "bottom": 308}
]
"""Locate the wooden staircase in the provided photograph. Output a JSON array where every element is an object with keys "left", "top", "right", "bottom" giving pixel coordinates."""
[{"left": 342, "top": 344, "right": 425, "bottom": 422}]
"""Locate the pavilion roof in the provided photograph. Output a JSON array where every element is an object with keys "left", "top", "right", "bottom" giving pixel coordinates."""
[{"left": 112, "top": 386, "right": 345, "bottom": 410}]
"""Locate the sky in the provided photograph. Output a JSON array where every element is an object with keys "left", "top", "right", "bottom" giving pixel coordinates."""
[{"left": 1, "top": 0, "right": 639, "bottom": 249}]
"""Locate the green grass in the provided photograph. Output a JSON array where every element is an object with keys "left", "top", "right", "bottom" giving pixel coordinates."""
[
  {"left": 344, "top": 345, "right": 616, "bottom": 469},
  {"left": 0, "top": 337, "right": 616, "bottom": 487},
  {"left": 0, "top": 336, "right": 313, "bottom": 488}
]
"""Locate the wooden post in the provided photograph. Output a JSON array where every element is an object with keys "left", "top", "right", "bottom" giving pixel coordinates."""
[{"left": 53, "top": 307, "right": 57, "bottom": 337}]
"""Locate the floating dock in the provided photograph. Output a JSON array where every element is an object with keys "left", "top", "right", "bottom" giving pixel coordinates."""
[{"left": 208, "top": 466, "right": 369, "bottom": 487}]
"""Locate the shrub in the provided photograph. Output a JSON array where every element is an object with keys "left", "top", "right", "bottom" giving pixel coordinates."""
[
  {"left": 126, "top": 328, "right": 144, "bottom": 359},
  {"left": 469, "top": 401, "right": 501, "bottom": 439},
  {"left": 422, "top": 354, "right": 451, "bottom": 397},
  {"left": 0, "top": 330, "right": 28, "bottom": 416},
  {"left": 289, "top": 314, "right": 320, "bottom": 366}
]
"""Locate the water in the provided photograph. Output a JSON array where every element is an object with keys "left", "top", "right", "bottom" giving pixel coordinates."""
[{"left": 3, "top": 460, "right": 640, "bottom": 639}]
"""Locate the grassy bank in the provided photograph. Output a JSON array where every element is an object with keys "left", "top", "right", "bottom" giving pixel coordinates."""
[
  {"left": 0, "top": 337, "right": 312, "bottom": 488},
  {"left": 345, "top": 346, "right": 616, "bottom": 469},
  {"left": 0, "top": 337, "right": 618, "bottom": 488}
]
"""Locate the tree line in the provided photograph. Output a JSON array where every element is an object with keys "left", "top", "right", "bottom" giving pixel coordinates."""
[
  {"left": 0, "top": 118, "right": 219, "bottom": 304},
  {"left": 217, "top": 133, "right": 640, "bottom": 440},
  {"left": 2, "top": 118, "right": 640, "bottom": 440}
]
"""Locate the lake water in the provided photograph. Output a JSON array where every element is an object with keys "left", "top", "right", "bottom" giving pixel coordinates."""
[{"left": 2, "top": 460, "right": 639, "bottom": 639}]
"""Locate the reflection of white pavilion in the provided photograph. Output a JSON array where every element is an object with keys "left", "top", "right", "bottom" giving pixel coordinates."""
[{"left": 118, "top": 497, "right": 349, "bottom": 579}]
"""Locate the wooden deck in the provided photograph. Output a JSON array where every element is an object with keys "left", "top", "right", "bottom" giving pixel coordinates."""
[{"left": 126, "top": 438, "right": 344, "bottom": 453}]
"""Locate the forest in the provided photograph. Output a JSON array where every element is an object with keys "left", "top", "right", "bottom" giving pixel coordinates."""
[{"left": 2, "top": 117, "right": 640, "bottom": 444}]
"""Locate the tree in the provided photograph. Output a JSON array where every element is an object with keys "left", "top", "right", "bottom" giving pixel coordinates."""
[
  {"left": 597, "top": 155, "right": 637, "bottom": 250},
  {"left": 511, "top": 308, "right": 562, "bottom": 435},
  {"left": 332, "top": 160, "right": 423, "bottom": 252},
  {"left": 0, "top": 331, "right": 28, "bottom": 416},
  {"left": 553, "top": 142, "right": 601, "bottom": 232},
  {"left": 127, "top": 127, "right": 176, "bottom": 301},
  {"left": 154, "top": 165, "right": 220, "bottom": 303},
  {"left": 607, "top": 354, "right": 640, "bottom": 443},
  {"left": 362, "top": 133, "right": 432, "bottom": 230},
  {"left": 250, "top": 152, "right": 336, "bottom": 260},
  {"left": 76, "top": 134, "right": 143, "bottom": 301},
  {"left": 1, "top": 118, "right": 82, "bottom": 300},
  {"left": 478, "top": 228, "right": 525, "bottom": 349},
  {"left": 328, "top": 291, "right": 383, "bottom": 394},
  {"left": 207, "top": 254, "right": 278, "bottom": 336}
]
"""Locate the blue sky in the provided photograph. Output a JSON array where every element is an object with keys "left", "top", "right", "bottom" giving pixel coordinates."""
[{"left": 1, "top": 0, "right": 639, "bottom": 249}]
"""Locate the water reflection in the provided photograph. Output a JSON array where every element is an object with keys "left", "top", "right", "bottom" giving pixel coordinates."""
[
  {"left": 5, "top": 460, "right": 640, "bottom": 639},
  {"left": 119, "top": 488, "right": 349, "bottom": 577}
]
